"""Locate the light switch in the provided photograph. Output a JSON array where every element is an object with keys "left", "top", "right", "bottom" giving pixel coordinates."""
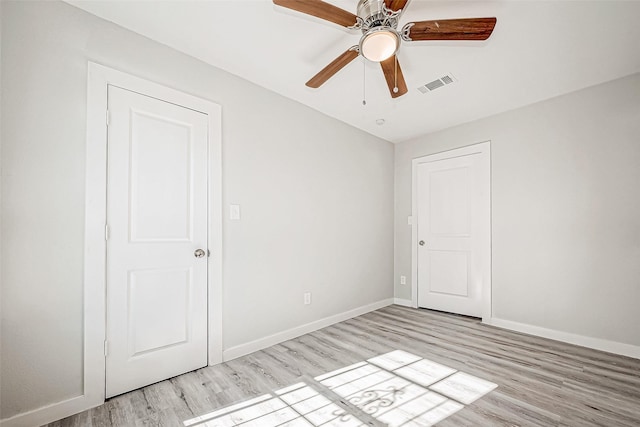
[
  {"left": 230, "top": 204, "right": 240, "bottom": 220},
  {"left": 407, "top": 216, "right": 413, "bottom": 225}
]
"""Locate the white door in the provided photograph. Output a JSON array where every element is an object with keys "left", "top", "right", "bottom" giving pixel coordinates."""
[
  {"left": 106, "top": 85, "right": 209, "bottom": 397},
  {"left": 415, "top": 144, "right": 490, "bottom": 317}
]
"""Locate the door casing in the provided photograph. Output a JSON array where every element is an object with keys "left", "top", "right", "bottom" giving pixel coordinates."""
[
  {"left": 84, "top": 62, "right": 223, "bottom": 406},
  {"left": 411, "top": 142, "right": 491, "bottom": 320}
]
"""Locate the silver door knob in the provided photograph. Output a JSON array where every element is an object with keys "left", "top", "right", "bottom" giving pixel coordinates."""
[
  {"left": 419, "top": 240, "right": 425, "bottom": 246},
  {"left": 194, "top": 249, "right": 206, "bottom": 258}
]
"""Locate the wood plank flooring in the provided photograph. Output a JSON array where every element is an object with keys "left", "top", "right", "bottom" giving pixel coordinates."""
[{"left": 47, "top": 306, "right": 640, "bottom": 426}]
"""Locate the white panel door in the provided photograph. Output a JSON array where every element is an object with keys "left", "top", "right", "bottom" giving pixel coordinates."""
[
  {"left": 106, "top": 85, "right": 208, "bottom": 397},
  {"left": 416, "top": 151, "right": 488, "bottom": 317}
]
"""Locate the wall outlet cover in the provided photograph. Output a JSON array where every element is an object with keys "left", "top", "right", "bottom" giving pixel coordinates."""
[{"left": 230, "top": 204, "right": 240, "bottom": 220}]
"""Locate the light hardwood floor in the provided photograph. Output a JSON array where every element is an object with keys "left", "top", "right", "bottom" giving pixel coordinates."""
[{"left": 47, "top": 305, "right": 640, "bottom": 426}]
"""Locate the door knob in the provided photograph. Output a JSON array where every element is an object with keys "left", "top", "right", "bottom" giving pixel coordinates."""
[
  {"left": 194, "top": 249, "right": 206, "bottom": 258},
  {"left": 419, "top": 240, "right": 425, "bottom": 246}
]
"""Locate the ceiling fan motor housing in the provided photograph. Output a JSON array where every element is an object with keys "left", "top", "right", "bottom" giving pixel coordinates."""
[
  {"left": 357, "top": 0, "right": 402, "bottom": 62},
  {"left": 357, "top": 0, "right": 401, "bottom": 32}
]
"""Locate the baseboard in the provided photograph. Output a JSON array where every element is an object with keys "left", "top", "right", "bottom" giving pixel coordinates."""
[
  {"left": 484, "top": 317, "right": 640, "bottom": 360},
  {"left": 223, "top": 298, "right": 394, "bottom": 361},
  {"left": 1, "top": 299, "right": 393, "bottom": 426},
  {"left": 0, "top": 394, "right": 102, "bottom": 427},
  {"left": 393, "top": 298, "right": 413, "bottom": 307}
]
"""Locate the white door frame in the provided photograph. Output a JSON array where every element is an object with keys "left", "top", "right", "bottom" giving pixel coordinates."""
[
  {"left": 84, "top": 62, "right": 223, "bottom": 406},
  {"left": 411, "top": 142, "right": 491, "bottom": 321}
]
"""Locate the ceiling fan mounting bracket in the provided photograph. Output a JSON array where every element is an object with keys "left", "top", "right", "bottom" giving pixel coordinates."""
[
  {"left": 401, "top": 22, "right": 414, "bottom": 41},
  {"left": 348, "top": 18, "right": 363, "bottom": 30}
]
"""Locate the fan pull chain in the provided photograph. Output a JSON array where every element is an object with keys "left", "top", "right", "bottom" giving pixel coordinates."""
[
  {"left": 362, "top": 60, "right": 367, "bottom": 106},
  {"left": 393, "top": 55, "right": 399, "bottom": 94}
]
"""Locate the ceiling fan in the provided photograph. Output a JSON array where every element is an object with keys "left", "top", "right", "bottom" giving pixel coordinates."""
[{"left": 273, "top": 0, "right": 497, "bottom": 98}]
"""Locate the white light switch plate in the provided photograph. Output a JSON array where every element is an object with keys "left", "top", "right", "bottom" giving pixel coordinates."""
[
  {"left": 230, "top": 204, "right": 240, "bottom": 220},
  {"left": 407, "top": 216, "right": 413, "bottom": 225}
]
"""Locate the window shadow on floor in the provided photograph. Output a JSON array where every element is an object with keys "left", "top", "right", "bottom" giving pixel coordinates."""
[{"left": 183, "top": 350, "right": 497, "bottom": 427}]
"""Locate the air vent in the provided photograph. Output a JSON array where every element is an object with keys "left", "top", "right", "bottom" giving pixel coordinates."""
[
  {"left": 426, "top": 80, "right": 445, "bottom": 91},
  {"left": 441, "top": 75, "right": 454, "bottom": 84},
  {"left": 417, "top": 73, "right": 457, "bottom": 94}
]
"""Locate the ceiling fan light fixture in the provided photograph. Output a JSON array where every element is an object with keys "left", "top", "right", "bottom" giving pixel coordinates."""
[{"left": 359, "top": 28, "right": 399, "bottom": 62}]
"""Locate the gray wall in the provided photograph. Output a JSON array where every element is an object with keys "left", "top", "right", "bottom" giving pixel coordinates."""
[
  {"left": 0, "top": 1, "right": 394, "bottom": 419},
  {"left": 0, "top": 0, "right": 3, "bottom": 414},
  {"left": 395, "top": 72, "right": 640, "bottom": 347}
]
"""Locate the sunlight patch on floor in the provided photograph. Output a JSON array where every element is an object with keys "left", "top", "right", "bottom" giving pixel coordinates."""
[{"left": 183, "top": 350, "right": 497, "bottom": 427}]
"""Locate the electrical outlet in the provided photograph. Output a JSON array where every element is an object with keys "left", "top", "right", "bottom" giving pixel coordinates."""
[
  {"left": 304, "top": 292, "right": 311, "bottom": 305},
  {"left": 230, "top": 204, "right": 240, "bottom": 220},
  {"left": 400, "top": 276, "right": 406, "bottom": 285}
]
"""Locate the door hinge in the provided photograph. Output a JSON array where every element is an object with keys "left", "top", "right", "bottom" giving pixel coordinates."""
[
  {"left": 105, "top": 224, "right": 110, "bottom": 241},
  {"left": 207, "top": 249, "right": 211, "bottom": 257},
  {"left": 106, "top": 109, "right": 110, "bottom": 126},
  {"left": 104, "top": 340, "right": 109, "bottom": 357}
]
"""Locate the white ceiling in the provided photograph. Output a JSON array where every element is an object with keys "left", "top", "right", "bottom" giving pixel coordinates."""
[{"left": 67, "top": 0, "right": 640, "bottom": 143}]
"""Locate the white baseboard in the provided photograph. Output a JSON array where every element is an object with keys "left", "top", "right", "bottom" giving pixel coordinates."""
[
  {"left": 223, "top": 298, "right": 394, "bottom": 361},
  {"left": 393, "top": 298, "right": 413, "bottom": 307},
  {"left": 0, "top": 394, "right": 101, "bottom": 427},
  {"left": 1, "top": 299, "right": 393, "bottom": 427},
  {"left": 484, "top": 317, "right": 640, "bottom": 360}
]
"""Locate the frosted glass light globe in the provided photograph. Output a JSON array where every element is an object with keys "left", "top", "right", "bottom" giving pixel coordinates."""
[{"left": 360, "top": 29, "right": 399, "bottom": 62}]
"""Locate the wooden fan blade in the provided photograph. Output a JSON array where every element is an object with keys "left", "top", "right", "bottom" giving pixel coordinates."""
[
  {"left": 273, "top": 0, "right": 358, "bottom": 28},
  {"left": 380, "top": 55, "right": 408, "bottom": 98},
  {"left": 405, "top": 17, "right": 497, "bottom": 41},
  {"left": 306, "top": 48, "right": 359, "bottom": 88},
  {"left": 384, "top": 0, "right": 410, "bottom": 12}
]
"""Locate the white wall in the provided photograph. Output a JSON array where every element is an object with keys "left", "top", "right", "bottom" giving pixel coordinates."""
[
  {"left": 395, "top": 72, "right": 640, "bottom": 347},
  {"left": 0, "top": 0, "right": 4, "bottom": 414},
  {"left": 0, "top": 1, "right": 394, "bottom": 420}
]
